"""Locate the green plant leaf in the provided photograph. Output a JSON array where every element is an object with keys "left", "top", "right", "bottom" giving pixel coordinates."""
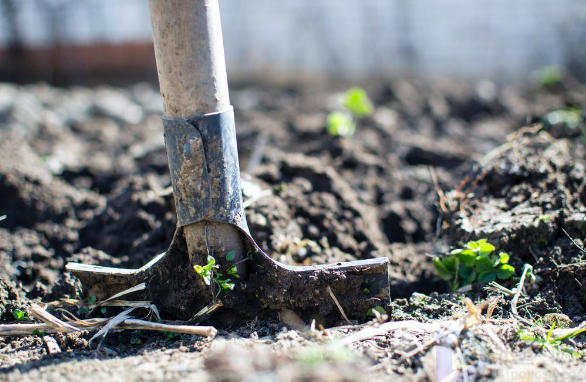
[
  {"left": 442, "top": 256, "right": 458, "bottom": 273},
  {"left": 164, "top": 331, "right": 179, "bottom": 341},
  {"left": 448, "top": 280, "right": 460, "bottom": 292},
  {"left": 221, "top": 282, "right": 235, "bottom": 291},
  {"left": 458, "top": 266, "right": 476, "bottom": 285},
  {"left": 32, "top": 329, "right": 46, "bottom": 337},
  {"left": 478, "top": 271, "right": 496, "bottom": 283},
  {"left": 433, "top": 257, "right": 453, "bottom": 281},
  {"left": 342, "top": 87, "right": 373, "bottom": 116},
  {"left": 13, "top": 309, "right": 27, "bottom": 321},
  {"left": 544, "top": 107, "right": 582, "bottom": 129},
  {"left": 86, "top": 295, "right": 97, "bottom": 305},
  {"left": 496, "top": 264, "right": 515, "bottom": 280},
  {"left": 475, "top": 256, "right": 494, "bottom": 273},
  {"left": 203, "top": 256, "right": 216, "bottom": 270},
  {"left": 478, "top": 242, "right": 495, "bottom": 256},
  {"left": 327, "top": 112, "right": 356, "bottom": 137},
  {"left": 498, "top": 252, "right": 510, "bottom": 264},
  {"left": 457, "top": 250, "right": 477, "bottom": 266},
  {"left": 226, "top": 251, "right": 235, "bottom": 262},
  {"left": 466, "top": 239, "right": 486, "bottom": 250},
  {"left": 532, "top": 65, "right": 562, "bottom": 88}
]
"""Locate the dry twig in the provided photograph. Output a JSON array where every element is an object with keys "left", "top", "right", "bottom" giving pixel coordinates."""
[
  {"left": 511, "top": 264, "right": 532, "bottom": 321},
  {"left": 28, "top": 304, "right": 80, "bottom": 333},
  {"left": 326, "top": 286, "right": 351, "bottom": 325}
]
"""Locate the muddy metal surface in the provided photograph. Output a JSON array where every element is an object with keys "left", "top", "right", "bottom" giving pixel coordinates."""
[{"left": 1, "top": 78, "right": 586, "bottom": 380}]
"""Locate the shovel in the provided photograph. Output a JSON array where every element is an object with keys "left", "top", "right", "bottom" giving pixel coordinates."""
[{"left": 66, "top": 0, "right": 390, "bottom": 325}]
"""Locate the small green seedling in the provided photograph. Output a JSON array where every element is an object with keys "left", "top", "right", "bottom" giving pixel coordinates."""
[
  {"left": 193, "top": 256, "right": 217, "bottom": 286},
  {"left": 130, "top": 330, "right": 142, "bottom": 345},
  {"left": 163, "top": 331, "right": 179, "bottom": 342},
  {"left": 226, "top": 265, "right": 239, "bottom": 278},
  {"left": 327, "top": 87, "right": 373, "bottom": 138},
  {"left": 367, "top": 306, "right": 387, "bottom": 317},
  {"left": 327, "top": 112, "right": 356, "bottom": 137},
  {"left": 193, "top": 255, "right": 236, "bottom": 298},
  {"left": 81, "top": 294, "right": 98, "bottom": 316},
  {"left": 13, "top": 309, "right": 27, "bottom": 322},
  {"left": 342, "top": 87, "right": 374, "bottom": 116},
  {"left": 433, "top": 239, "right": 515, "bottom": 292},
  {"left": 0, "top": 215, "right": 6, "bottom": 222},
  {"left": 32, "top": 329, "right": 46, "bottom": 337},
  {"left": 543, "top": 107, "right": 583, "bottom": 130},
  {"left": 519, "top": 323, "right": 585, "bottom": 358},
  {"left": 531, "top": 65, "right": 562, "bottom": 88}
]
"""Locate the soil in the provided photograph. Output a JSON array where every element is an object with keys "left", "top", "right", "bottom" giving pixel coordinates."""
[{"left": 1, "top": 77, "right": 586, "bottom": 381}]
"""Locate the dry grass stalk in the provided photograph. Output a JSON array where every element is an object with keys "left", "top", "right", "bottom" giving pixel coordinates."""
[
  {"left": 326, "top": 286, "right": 351, "bottom": 325},
  {"left": 113, "top": 319, "right": 217, "bottom": 337},
  {"left": 0, "top": 317, "right": 218, "bottom": 338},
  {"left": 340, "top": 320, "right": 447, "bottom": 345},
  {"left": 0, "top": 323, "right": 65, "bottom": 336},
  {"left": 98, "top": 283, "right": 147, "bottom": 305},
  {"left": 486, "top": 296, "right": 500, "bottom": 319},
  {"left": 28, "top": 304, "right": 81, "bottom": 333},
  {"left": 90, "top": 308, "right": 136, "bottom": 349},
  {"left": 511, "top": 264, "right": 533, "bottom": 326}
]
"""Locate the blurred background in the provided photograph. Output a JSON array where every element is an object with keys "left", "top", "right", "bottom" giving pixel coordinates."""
[{"left": 0, "top": 0, "right": 585, "bottom": 86}]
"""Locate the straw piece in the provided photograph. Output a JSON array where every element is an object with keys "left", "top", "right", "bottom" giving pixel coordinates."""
[{"left": 28, "top": 304, "right": 80, "bottom": 333}]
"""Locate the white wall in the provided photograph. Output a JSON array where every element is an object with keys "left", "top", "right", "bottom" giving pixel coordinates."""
[{"left": 1, "top": 0, "right": 584, "bottom": 84}]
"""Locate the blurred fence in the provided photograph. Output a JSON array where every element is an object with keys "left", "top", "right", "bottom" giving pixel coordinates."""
[{"left": 0, "top": 0, "right": 585, "bottom": 85}]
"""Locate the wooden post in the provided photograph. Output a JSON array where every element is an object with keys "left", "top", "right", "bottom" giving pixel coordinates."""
[{"left": 148, "top": 0, "right": 245, "bottom": 269}]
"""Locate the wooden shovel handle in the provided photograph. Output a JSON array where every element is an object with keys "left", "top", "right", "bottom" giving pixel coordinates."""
[{"left": 148, "top": 0, "right": 230, "bottom": 117}]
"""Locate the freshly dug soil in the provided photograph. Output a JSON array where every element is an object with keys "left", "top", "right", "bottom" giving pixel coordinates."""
[{"left": 1, "top": 78, "right": 586, "bottom": 381}]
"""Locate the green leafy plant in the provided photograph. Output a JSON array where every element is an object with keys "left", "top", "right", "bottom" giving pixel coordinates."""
[
  {"left": 433, "top": 239, "right": 515, "bottom": 291},
  {"left": 342, "top": 87, "right": 374, "bottom": 116},
  {"left": 327, "top": 112, "right": 356, "bottom": 137},
  {"left": 81, "top": 294, "right": 98, "bottom": 316},
  {"left": 327, "top": 87, "right": 373, "bottom": 138},
  {"left": 519, "top": 322, "right": 585, "bottom": 358},
  {"left": 0, "top": 215, "right": 6, "bottom": 222},
  {"left": 32, "top": 328, "right": 46, "bottom": 337},
  {"left": 193, "top": 255, "right": 237, "bottom": 298},
  {"left": 193, "top": 256, "right": 216, "bottom": 286},
  {"left": 367, "top": 306, "right": 387, "bottom": 317},
  {"left": 532, "top": 65, "right": 562, "bottom": 88},
  {"left": 163, "top": 331, "right": 179, "bottom": 342},
  {"left": 543, "top": 107, "right": 583, "bottom": 130},
  {"left": 13, "top": 309, "right": 27, "bottom": 322},
  {"left": 130, "top": 330, "right": 142, "bottom": 345}
]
